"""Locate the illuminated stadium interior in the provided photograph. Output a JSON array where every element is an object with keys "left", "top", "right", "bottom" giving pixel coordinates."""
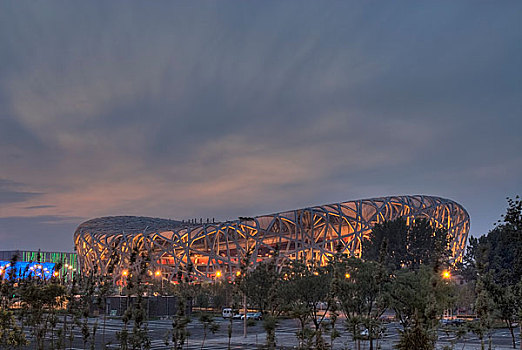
[{"left": 74, "top": 195, "right": 469, "bottom": 282}]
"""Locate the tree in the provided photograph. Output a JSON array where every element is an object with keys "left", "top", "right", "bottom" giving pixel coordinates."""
[
  {"left": 239, "top": 253, "right": 287, "bottom": 350},
  {"left": 389, "top": 266, "right": 455, "bottom": 350},
  {"left": 0, "top": 309, "right": 27, "bottom": 349},
  {"left": 198, "top": 313, "right": 219, "bottom": 349},
  {"left": 0, "top": 254, "right": 28, "bottom": 349},
  {"left": 283, "top": 259, "right": 332, "bottom": 350},
  {"left": 331, "top": 256, "right": 389, "bottom": 350},
  {"left": 465, "top": 196, "right": 522, "bottom": 349},
  {"left": 363, "top": 218, "right": 450, "bottom": 271},
  {"left": 117, "top": 245, "right": 152, "bottom": 350},
  {"left": 169, "top": 266, "right": 194, "bottom": 350}
]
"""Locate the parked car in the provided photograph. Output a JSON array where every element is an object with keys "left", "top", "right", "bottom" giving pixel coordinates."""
[
  {"left": 222, "top": 308, "right": 233, "bottom": 319},
  {"left": 440, "top": 318, "right": 465, "bottom": 326},
  {"left": 359, "top": 327, "right": 384, "bottom": 339},
  {"left": 233, "top": 313, "right": 244, "bottom": 319},
  {"left": 241, "top": 312, "right": 262, "bottom": 320},
  {"left": 314, "top": 317, "right": 331, "bottom": 326}
]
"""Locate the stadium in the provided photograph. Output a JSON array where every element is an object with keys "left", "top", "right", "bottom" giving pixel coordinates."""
[{"left": 74, "top": 195, "right": 469, "bottom": 282}]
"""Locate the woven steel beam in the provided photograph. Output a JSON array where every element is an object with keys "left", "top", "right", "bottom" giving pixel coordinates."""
[{"left": 74, "top": 195, "right": 469, "bottom": 282}]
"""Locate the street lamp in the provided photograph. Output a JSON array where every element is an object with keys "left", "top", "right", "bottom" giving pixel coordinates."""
[
  {"left": 442, "top": 270, "right": 451, "bottom": 279},
  {"left": 345, "top": 273, "right": 351, "bottom": 279},
  {"left": 155, "top": 270, "right": 163, "bottom": 292}
]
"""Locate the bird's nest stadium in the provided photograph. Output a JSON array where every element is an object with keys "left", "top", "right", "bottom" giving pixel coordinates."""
[{"left": 74, "top": 195, "right": 469, "bottom": 282}]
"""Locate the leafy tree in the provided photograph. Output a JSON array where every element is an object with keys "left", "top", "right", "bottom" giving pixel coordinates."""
[
  {"left": 18, "top": 270, "right": 66, "bottom": 350},
  {"left": 465, "top": 196, "right": 522, "bottom": 348},
  {"left": 283, "top": 259, "right": 332, "bottom": 349},
  {"left": 472, "top": 277, "right": 495, "bottom": 350},
  {"left": 117, "top": 246, "right": 152, "bottom": 350},
  {"left": 332, "top": 256, "right": 389, "bottom": 350},
  {"left": 0, "top": 308, "right": 27, "bottom": 349},
  {"left": 0, "top": 254, "right": 28, "bottom": 349},
  {"left": 198, "top": 313, "right": 219, "bottom": 349},
  {"left": 389, "top": 266, "right": 455, "bottom": 350},
  {"left": 238, "top": 247, "right": 287, "bottom": 350},
  {"left": 169, "top": 265, "right": 193, "bottom": 350},
  {"left": 363, "top": 218, "right": 450, "bottom": 271}
]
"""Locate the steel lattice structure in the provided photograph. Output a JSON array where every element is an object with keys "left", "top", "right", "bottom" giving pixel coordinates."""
[{"left": 74, "top": 195, "right": 469, "bottom": 281}]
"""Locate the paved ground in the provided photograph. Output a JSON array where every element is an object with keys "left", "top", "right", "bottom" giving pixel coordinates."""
[{"left": 24, "top": 316, "right": 521, "bottom": 349}]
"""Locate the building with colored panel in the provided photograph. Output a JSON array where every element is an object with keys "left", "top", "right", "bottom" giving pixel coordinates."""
[
  {"left": 74, "top": 195, "right": 469, "bottom": 282},
  {"left": 0, "top": 250, "right": 78, "bottom": 280},
  {"left": 0, "top": 260, "right": 56, "bottom": 280}
]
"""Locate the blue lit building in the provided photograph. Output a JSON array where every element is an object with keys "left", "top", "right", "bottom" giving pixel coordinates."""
[{"left": 0, "top": 250, "right": 77, "bottom": 280}]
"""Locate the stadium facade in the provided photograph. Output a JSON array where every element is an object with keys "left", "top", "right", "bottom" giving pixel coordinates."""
[{"left": 74, "top": 195, "right": 469, "bottom": 282}]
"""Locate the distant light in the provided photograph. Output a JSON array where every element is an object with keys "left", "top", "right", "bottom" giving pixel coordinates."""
[
  {"left": 442, "top": 270, "right": 451, "bottom": 279},
  {"left": 122, "top": 270, "right": 129, "bottom": 276},
  {"left": 345, "top": 273, "right": 351, "bottom": 279},
  {"left": 236, "top": 270, "right": 241, "bottom": 277},
  {"left": 155, "top": 270, "right": 161, "bottom": 277},
  {"left": 54, "top": 271, "right": 59, "bottom": 277},
  {"left": 216, "top": 270, "right": 222, "bottom": 278}
]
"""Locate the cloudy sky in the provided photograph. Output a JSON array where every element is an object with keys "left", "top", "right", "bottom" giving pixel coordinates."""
[{"left": 0, "top": 1, "right": 521, "bottom": 252}]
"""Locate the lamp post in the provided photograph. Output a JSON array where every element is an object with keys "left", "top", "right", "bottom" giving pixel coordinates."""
[{"left": 155, "top": 270, "right": 163, "bottom": 292}]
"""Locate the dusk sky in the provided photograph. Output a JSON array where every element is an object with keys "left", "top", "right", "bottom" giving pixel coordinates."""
[{"left": 1, "top": 2, "right": 521, "bottom": 252}]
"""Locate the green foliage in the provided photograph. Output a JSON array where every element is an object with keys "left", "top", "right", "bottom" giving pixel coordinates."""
[
  {"left": 198, "top": 313, "right": 219, "bottom": 349},
  {"left": 168, "top": 266, "right": 195, "bottom": 350},
  {"left": 17, "top": 273, "right": 67, "bottom": 350},
  {"left": 390, "top": 267, "right": 454, "bottom": 330},
  {"left": 116, "top": 245, "right": 152, "bottom": 350},
  {"left": 262, "top": 315, "right": 278, "bottom": 350},
  {"left": 395, "top": 323, "right": 435, "bottom": 350},
  {"left": 283, "top": 259, "right": 332, "bottom": 349},
  {"left": 331, "top": 254, "right": 389, "bottom": 350},
  {"left": 464, "top": 196, "right": 522, "bottom": 349},
  {"left": 239, "top": 257, "right": 285, "bottom": 315},
  {"left": 0, "top": 308, "right": 28, "bottom": 349},
  {"left": 363, "top": 218, "right": 450, "bottom": 271},
  {"left": 239, "top": 249, "right": 285, "bottom": 350}
]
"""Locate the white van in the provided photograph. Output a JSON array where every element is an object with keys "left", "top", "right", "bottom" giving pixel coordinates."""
[{"left": 222, "top": 308, "right": 233, "bottom": 318}]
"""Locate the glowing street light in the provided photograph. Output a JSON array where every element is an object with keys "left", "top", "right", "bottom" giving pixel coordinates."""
[
  {"left": 236, "top": 270, "right": 241, "bottom": 277},
  {"left": 442, "top": 270, "right": 451, "bottom": 279},
  {"left": 122, "top": 269, "right": 129, "bottom": 277},
  {"left": 216, "top": 270, "right": 222, "bottom": 278},
  {"left": 155, "top": 270, "right": 161, "bottom": 277},
  {"left": 345, "top": 273, "right": 351, "bottom": 279}
]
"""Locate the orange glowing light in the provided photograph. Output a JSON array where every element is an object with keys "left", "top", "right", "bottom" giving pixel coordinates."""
[
  {"left": 122, "top": 270, "right": 129, "bottom": 276},
  {"left": 155, "top": 270, "right": 161, "bottom": 277},
  {"left": 442, "top": 270, "right": 451, "bottom": 279},
  {"left": 216, "top": 271, "right": 222, "bottom": 278},
  {"left": 345, "top": 273, "right": 351, "bottom": 279},
  {"left": 236, "top": 270, "right": 241, "bottom": 277},
  {"left": 53, "top": 271, "right": 59, "bottom": 277}
]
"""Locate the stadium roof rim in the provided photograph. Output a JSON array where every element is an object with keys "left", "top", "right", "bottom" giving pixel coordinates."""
[{"left": 74, "top": 194, "right": 468, "bottom": 236}]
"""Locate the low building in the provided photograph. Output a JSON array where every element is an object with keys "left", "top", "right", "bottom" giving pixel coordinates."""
[{"left": 0, "top": 250, "right": 78, "bottom": 280}]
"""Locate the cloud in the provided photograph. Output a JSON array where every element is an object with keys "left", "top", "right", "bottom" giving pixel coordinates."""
[
  {"left": 0, "top": 1, "right": 520, "bottom": 250},
  {"left": 23, "top": 205, "right": 56, "bottom": 210},
  {"left": 0, "top": 179, "right": 42, "bottom": 204}
]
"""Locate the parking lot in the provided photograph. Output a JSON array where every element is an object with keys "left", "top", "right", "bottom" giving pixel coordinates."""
[{"left": 22, "top": 316, "right": 521, "bottom": 349}]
